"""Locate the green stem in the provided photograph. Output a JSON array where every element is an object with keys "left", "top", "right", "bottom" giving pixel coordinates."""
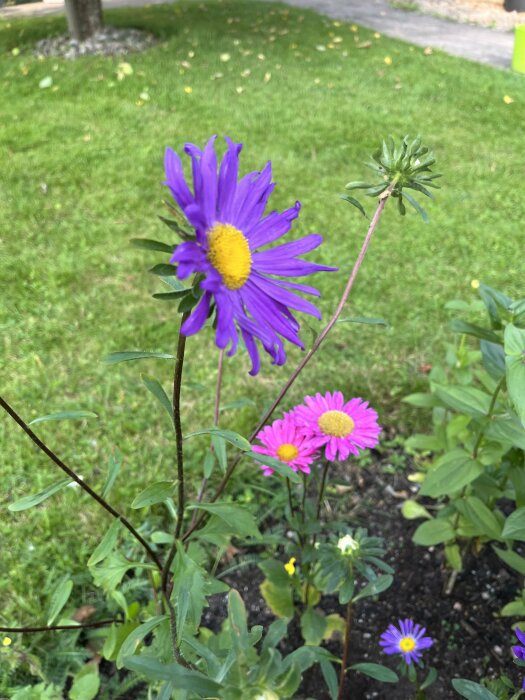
[
  {"left": 472, "top": 375, "right": 505, "bottom": 460},
  {"left": 286, "top": 477, "right": 294, "bottom": 518},
  {"left": 337, "top": 599, "right": 353, "bottom": 700},
  {"left": 316, "top": 459, "right": 330, "bottom": 520}
]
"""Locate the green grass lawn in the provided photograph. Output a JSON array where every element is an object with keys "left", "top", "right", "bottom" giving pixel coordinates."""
[{"left": 0, "top": 0, "right": 524, "bottom": 651}]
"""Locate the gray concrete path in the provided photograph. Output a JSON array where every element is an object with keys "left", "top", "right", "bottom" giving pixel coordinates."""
[{"left": 0, "top": 0, "right": 517, "bottom": 70}]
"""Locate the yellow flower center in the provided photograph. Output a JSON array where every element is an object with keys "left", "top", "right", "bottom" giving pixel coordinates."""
[
  {"left": 284, "top": 557, "right": 296, "bottom": 576},
  {"left": 399, "top": 636, "right": 416, "bottom": 653},
  {"left": 207, "top": 223, "right": 252, "bottom": 290},
  {"left": 276, "top": 443, "right": 299, "bottom": 462},
  {"left": 318, "top": 410, "right": 355, "bottom": 438}
]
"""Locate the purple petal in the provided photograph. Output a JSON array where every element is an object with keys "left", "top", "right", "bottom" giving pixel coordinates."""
[
  {"left": 181, "top": 293, "right": 211, "bottom": 336},
  {"left": 246, "top": 201, "right": 301, "bottom": 249},
  {"left": 217, "top": 137, "right": 243, "bottom": 221},
  {"left": 164, "top": 148, "right": 194, "bottom": 210}
]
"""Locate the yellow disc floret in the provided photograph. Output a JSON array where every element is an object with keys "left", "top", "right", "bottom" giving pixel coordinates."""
[
  {"left": 318, "top": 410, "right": 355, "bottom": 438},
  {"left": 277, "top": 443, "right": 299, "bottom": 462},
  {"left": 399, "top": 636, "right": 416, "bottom": 653},
  {"left": 207, "top": 223, "right": 252, "bottom": 290}
]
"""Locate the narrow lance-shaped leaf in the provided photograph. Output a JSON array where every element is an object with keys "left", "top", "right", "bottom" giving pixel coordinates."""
[
  {"left": 48, "top": 575, "right": 74, "bottom": 625},
  {"left": 103, "top": 351, "right": 176, "bottom": 365},
  {"left": 130, "top": 238, "right": 175, "bottom": 253},
  {"left": 101, "top": 450, "right": 122, "bottom": 498},
  {"left": 142, "top": 375, "right": 174, "bottom": 424},
  {"left": 28, "top": 410, "right": 98, "bottom": 426},
  {"left": 8, "top": 478, "right": 72, "bottom": 512}
]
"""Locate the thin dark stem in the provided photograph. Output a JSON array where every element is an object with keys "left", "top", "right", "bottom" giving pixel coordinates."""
[
  {"left": 181, "top": 187, "right": 394, "bottom": 542},
  {"left": 316, "top": 459, "right": 330, "bottom": 520},
  {"left": 190, "top": 349, "right": 225, "bottom": 527},
  {"left": 161, "top": 314, "right": 189, "bottom": 597},
  {"left": 301, "top": 472, "right": 307, "bottom": 524},
  {"left": 337, "top": 600, "right": 353, "bottom": 700},
  {"left": 0, "top": 619, "right": 122, "bottom": 633},
  {"left": 0, "top": 396, "right": 162, "bottom": 571},
  {"left": 286, "top": 477, "right": 294, "bottom": 518}
]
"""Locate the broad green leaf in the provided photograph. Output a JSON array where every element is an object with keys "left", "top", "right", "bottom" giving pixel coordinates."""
[
  {"left": 413, "top": 518, "right": 454, "bottom": 546},
  {"left": 459, "top": 497, "right": 502, "bottom": 540},
  {"left": 88, "top": 519, "right": 121, "bottom": 567},
  {"left": 184, "top": 428, "right": 250, "bottom": 452},
  {"left": 486, "top": 414, "right": 525, "bottom": 451},
  {"left": 323, "top": 613, "right": 346, "bottom": 641},
  {"left": 421, "top": 667, "right": 438, "bottom": 690},
  {"left": 8, "top": 478, "right": 72, "bottom": 512},
  {"left": 420, "top": 449, "right": 483, "bottom": 498},
  {"left": 91, "top": 554, "right": 154, "bottom": 593},
  {"left": 47, "top": 575, "right": 73, "bottom": 626},
  {"left": 452, "top": 679, "right": 499, "bottom": 699},
  {"left": 103, "top": 351, "right": 176, "bottom": 364},
  {"left": 211, "top": 435, "right": 227, "bottom": 472},
  {"left": 336, "top": 316, "right": 389, "bottom": 327},
  {"left": 228, "top": 590, "right": 249, "bottom": 650},
  {"left": 274, "top": 663, "right": 302, "bottom": 696},
  {"left": 401, "top": 500, "right": 432, "bottom": 520},
  {"left": 403, "top": 393, "right": 441, "bottom": 408},
  {"left": 70, "top": 664, "right": 100, "bottom": 700},
  {"left": 187, "top": 502, "right": 261, "bottom": 540},
  {"left": 433, "top": 384, "right": 492, "bottom": 417},
  {"left": 116, "top": 616, "right": 168, "bottom": 668},
  {"left": 445, "top": 543, "right": 463, "bottom": 571},
  {"left": 320, "top": 659, "right": 338, "bottom": 700},
  {"left": 493, "top": 546, "right": 525, "bottom": 575},
  {"left": 250, "top": 452, "right": 303, "bottom": 484},
  {"left": 130, "top": 238, "right": 175, "bottom": 253},
  {"left": 353, "top": 574, "right": 393, "bottom": 602},
  {"left": 500, "top": 599, "right": 525, "bottom": 617},
  {"left": 142, "top": 375, "right": 174, "bottom": 423},
  {"left": 28, "top": 410, "right": 97, "bottom": 426},
  {"left": 260, "top": 579, "right": 294, "bottom": 619},
  {"left": 122, "top": 656, "right": 223, "bottom": 694},
  {"left": 149, "top": 263, "right": 179, "bottom": 276},
  {"left": 502, "top": 507, "right": 525, "bottom": 541},
  {"left": 101, "top": 450, "right": 122, "bottom": 498},
  {"left": 131, "top": 481, "right": 175, "bottom": 509},
  {"left": 300, "top": 607, "right": 327, "bottom": 646},
  {"left": 262, "top": 619, "right": 288, "bottom": 652},
  {"left": 350, "top": 663, "right": 398, "bottom": 683},
  {"left": 505, "top": 324, "right": 525, "bottom": 426},
  {"left": 480, "top": 341, "right": 506, "bottom": 381},
  {"left": 449, "top": 320, "right": 500, "bottom": 344},
  {"left": 405, "top": 434, "right": 445, "bottom": 451}
]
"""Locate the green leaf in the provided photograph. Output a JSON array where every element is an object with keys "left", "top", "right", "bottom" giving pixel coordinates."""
[
  {"left": 103, "top": 351, "right": 176, "bottom": 364},
  {"left": 116, "top": 616, "right": 168, "bottom": 669},
  {"left": 459, "top": 497, "right": 502, "bottom": 540},
  {"left": 445, "top": 543, "right": 463, "bottom": 571},
  {"left": 320, "top": 659, "right": 339, "bottom": 700},
  {"left": 28, "top": 410, "right": 98, "bottom": 426},
  {"left": 101, "top": 450, "right": 122, "bottom": 498},
  {"left": 149, "top": 263, "right": 179, "bottom": 276},
  {"left": 300, "top": 607, "right": 327, "bottom": 646},
  {"left": 142, "top": 375, "right": 174, "bottom": 423},
  {"left": 70, "top": 664, "right": 100, "bottom": 700},
  {"left": 260, "top": 579, "right": 294, "bottom": 619},
  {"left": 403, "top": 393, "right": 441, "bottom": 408},
  {"left": 402, "top": 190, "right": 428, "bottom": 221},
  {"left": 433, "top": 384, "right": 492, "bottom": 417},
  {"left": 449, "top": 320, "right": 501, "bottom": 344},
  {"left": 88, "top": 519, "right": 121, "bottom": 567},
  {"left": 480, "top": 341, "right": 506, "bottom": 381},
  {"left": 413, "top": 518, "right": 454, "bottom": 546},
  {"left": 47, "top": 575, "right": 73, "bottom": 626},
  {"left": 420, "top": 667, "right": 438, "bottom": 690},
  {"left": 130, "top": 238, "right": 175, "bottom": 253},
  {"left": 340, "top": 194, "right": 366, "bottom": 216},
  {"left": 505, "top": 324, "right": 525, "bottom": 425},
  {"left": 187, "top": 502, "right": 261, "bottom": 539},
  {"left": 262, "top": 618, "right": 289, "bottom": 652},
  {"left": 420, "top": 449, "right": 483, "bottom": 498},
  {"left": 502, "top": 507, "right": 525, "bottom": 541},
  {"left": 184, "top": 427, "right": 250, "bottom": 452},
  {"left": 91, "top": 554, "right": 153, "bottom": 593},
  {"left": 8, "top": 478, "right": 72, "bottom": 512},
  {"left": 336, "top": 316, "right": 389, "bottom": 327},
  {"left": 122, "top": 657, "right": 223, "bottom": 694},
  {"left": 353, "top": 574, "right": 393, "bottom": 602},
  {"left": 211, "top": 435, "right": 227, "bottom": 472},
  {"left": 486, "top": 414, "right": 525, "bottom": 451},
  {"left": 500, "top": 599, "right": 525, "bottom": 616},
  {"left": 250, "top": 452, "right": 303, "bottom": 484},
  {"left": 152, "top": 289, "right": 191, "bottom": 301},
  {"left": 452, "top": 679, "right": 499, "bottom": 699},
  {"left": 131, "top": 481, "right": 175, "bottom": 509},
  {"left": 493, "top": 546, "right": 525, "bottom": 575},
  {"left": 220, "top": 398, "right": 256, "bottom": 412},
  {"left": 350, "top": 663, "right": 398, "bottom": 683},
  {"left": 401, "top": 500, "right": 432, "bottom": 520},
  {"left": 228, "top": 589, "right": 249, "bottom": 649}
]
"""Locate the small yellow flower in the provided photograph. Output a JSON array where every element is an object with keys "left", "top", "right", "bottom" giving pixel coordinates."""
[
  {"left": 384, "top": 56, "right": 393, "bottom": 65},
  {"left": 374, "top": 32, "right": 381, "bottom": 39},
  {"left": 2, "top": 637, "right": 12, "bottom": 647},
  {"left": 471, "top": 279, "right": 480, "bottom": 289},
  {"left": 423, "top": 46, "right": 433, "bottom": 55},
  {"left": 184, "top": 86, "right": 193, "bottom": 94},
  {"left": 503, "top": 95, "right": 514, "bottom": 104},
  {"left": 351, "top": 24, "right": 358, "bottom": 32},
  {"left": 284, "top": 557, "right": 296, "bottom": 576},
  {"left": 11, "top": 47, "right": 20, "bottom": 56},
  {"left": 220, "top": 52, "right": 231, "bottom": 62}
]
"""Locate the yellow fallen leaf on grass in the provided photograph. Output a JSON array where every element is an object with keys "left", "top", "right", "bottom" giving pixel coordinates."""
[
  {"left": 384, "top": 56, "right": 393, "bottom": 65},
  {"left": 263, "top": 71, "right": 272, "bottom": 83},
  {"left": 503, "top": 95, "right": 514, "bottom": 104},
  {"left": 184, "top": 85, "right": 193, "bottom": 94}
]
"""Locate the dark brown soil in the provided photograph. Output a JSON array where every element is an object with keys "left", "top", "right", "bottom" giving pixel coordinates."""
[{"left": 204, "top": 442, "right": 522, "bottom": 699}]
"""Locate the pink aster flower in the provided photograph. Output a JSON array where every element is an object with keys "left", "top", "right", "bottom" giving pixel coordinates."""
[
  {"left": 294, "top": 391, "right": 381, "bottom": 462},
  {"left": 253, "top": 414, "right": 319, "bottom": 477}
]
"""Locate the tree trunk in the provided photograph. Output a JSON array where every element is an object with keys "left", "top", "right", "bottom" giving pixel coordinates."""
[{"left": 64, "top": 0, "right": 104, "bottom": 41}]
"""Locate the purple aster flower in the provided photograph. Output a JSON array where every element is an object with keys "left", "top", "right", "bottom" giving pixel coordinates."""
[
  {"left": 512, "top": 627, "right": 525, "bottom": 662},
  {"left": 164, "top": 136, "right": 336, "bottom": 375},
  {"left": 379, "top": 619, "right": 433, "bottom": 665}
]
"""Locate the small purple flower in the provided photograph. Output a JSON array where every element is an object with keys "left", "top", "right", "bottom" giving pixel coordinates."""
[
  {"left": 164, "top": 136, "right": 337, "bottom": 375},
  {"left": 379, "top": 619, "right": 433, "bottom": 665},
  {"left": 512, "top": 627, "right": 525, "bottom": 661}
]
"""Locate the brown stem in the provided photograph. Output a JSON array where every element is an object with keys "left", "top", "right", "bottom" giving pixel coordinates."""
[
  {"left": 0, "top": 396, "right": 162, "bottom": 571},
  {"left": 182, "top": 188, "right": 394, "bottom": 542},
  {"left": 337, "top": 600, "right": 353, "bottom": 700},
  {"left": 316, "top": 459, "right": 330, "bottom": 520},
  {"left": 0, "top": 619, "right": 122, "bottom": 633}
]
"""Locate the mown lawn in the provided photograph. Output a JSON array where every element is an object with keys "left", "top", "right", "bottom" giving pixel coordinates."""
[{"left": 0, "top": 0, "right": 523, "bottom": 652}]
